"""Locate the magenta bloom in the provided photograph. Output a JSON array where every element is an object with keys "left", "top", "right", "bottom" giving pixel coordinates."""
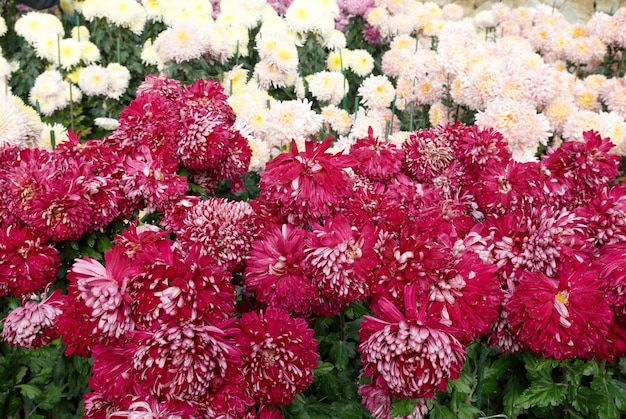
[
  {"left": 235, "top": 307, "right": 319, "bottom": 406},
  {"left": 131, "top": 320, "right": 242, "bottom": 400},
  {"left": 162, "top": 197, "right": 257, "bottom": 273},
  {"left": 244, "top": 223, "right": 320, "bottom": 316},
  {"left": 359, "top": 285, "right": 465, "bottom": 400},
  {"left": 306, "top": 214, "right": 379, "bottom": 308},
  {"left": 0, "top": 225, "right": 60, "bottom": 298},
  {"left": 349, "top": 129, "right": 405, "bottom": 182},
  {"left": 506, "top": 262, "right": 614, "bottom": 360},
  {"left": 258, "top": 138, "right": 355, "bottom": 224}
]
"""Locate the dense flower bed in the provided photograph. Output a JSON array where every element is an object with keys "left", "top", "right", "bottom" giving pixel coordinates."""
[{"left": 2, "top": 1, "right": 626, "bottom": 418}]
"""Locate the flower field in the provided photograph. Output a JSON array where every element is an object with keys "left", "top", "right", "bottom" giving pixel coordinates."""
[{"left": 2, "top": 0, "right": 626, "bottom": 418}]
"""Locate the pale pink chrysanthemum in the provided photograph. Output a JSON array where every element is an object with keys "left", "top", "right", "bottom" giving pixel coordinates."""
[
  {"left": 507, "top": 262, "right": 614, "bottom": 360},
  {"left": 475, "top": 98, "right": 552, "bottom": 162},
  {"left": 1, "top": 289, "right": 65, "bottom": 348},
  {"left": 235, "top": 307, "right": 318, "bottom": 406},
  {"left": 358, "top": 74, "right": 395, "bottom": 110},
  {"left": 359, "top": 285, "right": 465, "bottom": 400},
  {"left": 600, "top": 78, "right": 626, "bottom": 119},
  {"left": 306, "top": 214, "right": 379, "bottom": 308},
  {"left": 131, "top": 320, "right": 242, "bottom": 399},
  {"left": 161, "top": 197, "right": 257, "bottom": 273},
  {"left": 244, "top": 223, "right": 319, "bottom": 316}
]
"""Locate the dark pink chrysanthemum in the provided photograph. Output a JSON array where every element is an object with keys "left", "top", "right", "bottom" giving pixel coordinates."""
[
  {"left": 258, "top": 138, "right": 355, "bottom": 224},
  {"left": 1, "top": 289, "right": 64, "bottom": 348},
  {"left": 162, "top": 197, "right": 257, "bottom": 273},
  {"left": 305, "top": 214, "right": 379, "bottom": 307},
  {"left": 541, "top": 130, "right": 620, "bottom": 208},
  {"left": 371, "top": 228, "right": 447, "bottom": 310},
  {"left": 131, "top": 241, "right": 236, "bottom": 327},
  {"left": 575, "top": 184, "right": 626, "bottom": 247},
  {"left": 489, "top": 293, "right": 524, "bottom": 354},
  {"left": 131, "top": 320, "right": 242, "bottom": 400},
  {"left": 89, "top": 342, "right": 136, "bottom": 402},
  {"left": 121, "top": 145, "right": 188, "bottom": 213},
  {"left": 506, "top": 262, "right": 614, "bottom": 360},
  {"left": 358, "top": 382, "right": 428, "bottom": 419},
  {"left": 176, "top": 78, "right": 237, "bottom": 171},
  {"left": 592, "top": 242, "right": 626, "bottom": 322},
  {"left": 359, "top": 285, "right": 465, "bottom": 400},
  {"left": 107, "top": 394, "right": 199, "bottom": 419},
  {"left": 484, "top": 205, "right": 591, "bottom": 286},
  {"left": 426, "top": 251, "right": 503, "bottom": 344},
  {"left": 0, "top": 225, "right": 60, "bottom": 298},
  {"left": 403, "top": 126, "right": 456, "bottom": 183},
  {"left": 349, "top": 128, "right": 405, "bottom": 182},
  {"left": 455, "top": 124, "right": 510, "bottom": 177},
  {"left": 244, "top": 223, "right": 320, "bottom": 316},
  {"left": 235, "top": 307, "right": 319, "bottom": 406}
]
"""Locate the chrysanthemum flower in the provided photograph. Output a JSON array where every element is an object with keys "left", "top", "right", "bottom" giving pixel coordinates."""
[
  {"left": 106, "top": 63, "right": 131, "bottom": 99},
  {"left": 245, "top": 223, "right": 319, "bottom": 315},
  {"left": 576, "top": 185, "right": 626, "bottom": 247},
  {"left": 358, "top": 75, "right": 395, "bottom": 110},
  {"left": 153, "top": 23, "right": 211, "bottom": 64},
  {"left": 306, "top": 71, "right": 348, "bottom": 105},
  {"left": 359, "top": 286, "right": 465, "bottom": 400},
  {"left": 0, "top": 225, "right": 60, "bottom": 298},
  {"left": 0, "top": 94, "right": 42, "bottom": 148},
  {"left": 507, "top": 262, "right": 614, "bottom": 360},
  {"left": 349, "top": 130, "right": 405, "bottom": 182},
  {"left": 78, "top": 64, "right": 110, "bottom": 96},
  {"left": 1, "top": 289, "right": 64, "bottom": 348},
  {"left": 262, "top": 98, "right": 323, "bottom": 151},
  {"left": 15, "top": 11, "right": 64, "bottom": 45},
  {"left": 403, "top": 126, "right": 456, "bottom": 183},
  {"left": 235, "top": 307, "right": 318, "bottom": 406},
  {"left": 257, "top": 138, "right": 355, "bottom": 224},
  {"left": 131, "top": 319, "right": 242, "bottom": 399},
  {"left": 349, "top": 49, "right": 375, "bottom": 77},
  {"left": 162, "top": 197, "right": 257, "bottom": 273},
  {"left": 306, "top": 214, "right": 379, "bottom": 307}
]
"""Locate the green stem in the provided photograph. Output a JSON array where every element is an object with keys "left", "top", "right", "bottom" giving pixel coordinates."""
[{"left": 475, "top": 342, "right": 487, "bottom": 410}]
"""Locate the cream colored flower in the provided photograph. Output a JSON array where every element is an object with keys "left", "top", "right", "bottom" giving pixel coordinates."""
[
  {"left": 349, "top": 49, "right": 374, "bottom": 77},
  {"left": 307, "top": 71, "right": 348, "bottom": 105},
  {"left": 39, "top": 122, "right": 69, "bottom": 150},
  {"left": 358, "top": 75, "right": 395, "bottom": 110}
]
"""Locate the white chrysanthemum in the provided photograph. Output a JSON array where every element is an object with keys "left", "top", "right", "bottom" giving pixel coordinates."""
[
  {"left": 140, "top": 39, "right": 164, "bottom": 69},
  {"left": 222, "top": 66, "right": 250, "bottom": 95},
  {"left": 0, "top": 94, "right": 41, "bottom": 147},
  {"left": 77, "top": 64, "right": 110, "bottom": 96},
  {"left": 307, "top": 71, "right": 347, "bottom": 105},
  {"left": 79, "top": 41, "right": 101, "bottom": 64},
  {"left": 106, "top": 63, "right": 130, "bottom": 99},
  {"left": 258, "top": 38, "right": 299, "bottom": 73},
  {"left": 108, "top": 0, "right": 147, "bottom": 33},
  {"left": 323, "top": 29, "right": 347, "bottom": 50},
  {"left": 71, "top": 25, "right": 90, "bottom": 41},
  {"left": 94, "top": 117, "right": 120, "bottom": 131},
  {"left": 358, "top": 75, "right": 395, "bottom": 110},
  {"left": 366, "top": 7, "right": 390, "bottom": 37},
  {"left": 220, "top": 0, "right": 264, "bottom": 28},
  {"left": 0, "top": 55, "right": 12, "bottom": 82},
  {"left": 39, "top": 122, "right": 69, "bottom": 150},
  {"left": 253, "top": 60, "right": 291, "bottom": 90},
  {"left": 56, "top": 38, "right": 83, "bottom": 70},
  {"left": 321, "top": 104, "right": 353, "bottom": 135},
  {"left": 598, "top": 111, "right": 626, "bottom": 154},
  {"left": 29, "top": 70, "right": 64, "bottom": 105},
  {"left": 543, "top": 97, "right": 577, "bottom": 135},
  {"left": 349, "top": 107, "right": 390, "bottom": 140},
  {"left": 153, "top": 23, "right": 210, "bottom": 64},
  {"left": 15, "top": 12, "right": 64, "bottom": 45},
  {"left": 33, "top": 34, "right": 60, "bottom": 62},
  {"left": 429, "top": 101, "right": 450, "bottom": 127},
  {"left": 262, "top": 99, "right": 323, "bottom": 149},
  {"left": 0, "top": 16, "right": 7, "bottom": 37},
  {"left": 326, "top": 48, "right": 349, "bottom": 72},
  {"left": 349, "top": 49, "right": 374, "bottom": 77},
  {"left": 143, "top": 0, "right": 166, "bottom": 21},
  {"left": 285, "top": 0, "right": 334, "bottom": 35}
]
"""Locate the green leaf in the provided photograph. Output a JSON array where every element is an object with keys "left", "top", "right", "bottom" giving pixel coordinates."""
[
  {"left": 454, "top": 402, "right": 483, "bottom": 419},
  {"left": 390, "top": 397, "right": 417, "bottom": 418},
  {"left": 503, "top": 370, "right": 528, "bottom": 419},
  {"left": 313, "top": 361, "right": 334, "bottom": 378},
  {"left": 430, "top": 401, "right": 455, "bottom": 419},
  {"left": 514, "top": 379, "right": 566, "bottom": 410},
  {"left": 329, "top": 340, "right": 356, "bottom": 371},
  {"left": 522, "top": 353, "right": 560, "bottom": 381},
  {"left": 96, "top": 235, "right": 112, "bottom": 253},
  {"left": 449, "top": 368, "right": 474, "bottom": 395},
  {"left": 16, "top": 383, "right": 43, "bottom": 399}
]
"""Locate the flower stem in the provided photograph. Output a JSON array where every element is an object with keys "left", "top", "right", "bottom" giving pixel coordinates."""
[{"left": 475, "top": 342, "right": 487, "bottom": 410}]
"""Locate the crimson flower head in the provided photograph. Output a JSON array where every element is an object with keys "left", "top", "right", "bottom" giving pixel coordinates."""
[
  {"left": 359, "top": 284, "right": 466, "bottom": 400},
  {"left": 402, "top": 125, "right": 456, "bottom": 183},
  {"left": 258, "top": 138, "right": 355, "bottom": 224},
  {"left": 235, "top": 307, "right": 319, "bottom": 406},
  {"left": 244, "top": 223, "right": 320, "bottom": 316},
  {"left": 506, "top": 262, "right": 614, "bottom": 360},
  {"left": 162, "top": 197, "right": 257, "bottom": 273},
  {"left": 0, "top": 225, "right": 60, "bottom": 298},
  {"left": 305, "top": 213, "right": 379, "bottom": 309},
  {"left": 349, "top": 128, "right": 405, "bottom": 182}
]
